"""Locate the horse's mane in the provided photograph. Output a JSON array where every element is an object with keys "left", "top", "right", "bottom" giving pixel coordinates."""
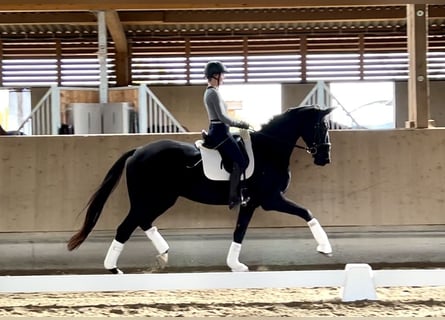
[{"left": 260, "top": 106, "right": 315, "bottom": 132}]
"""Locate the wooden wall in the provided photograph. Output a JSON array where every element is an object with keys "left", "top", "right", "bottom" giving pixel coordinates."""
[
  {"left": 60, "top": 89, "right": 98, "bottom": 123},
  {"left": 57, "top": 88, "right": 139, "bottom": 124},
  {"left": 108, "top": 88, "right": 139, "bottom": 111},
  {"left": 395, "top": 81, "right": 445, "bottom": 128},
  {"left": 1, "top": 129, "right": 444, "bottom": 233}
]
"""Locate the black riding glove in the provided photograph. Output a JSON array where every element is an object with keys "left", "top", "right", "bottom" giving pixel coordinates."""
[{"left": 237, "top": 121, "right": 250, "bottom": 129}]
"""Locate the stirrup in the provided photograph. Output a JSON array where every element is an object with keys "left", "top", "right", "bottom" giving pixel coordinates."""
[
  {"left": 240, "top": 195, "right": 250, "bottom": 207},
  {"left": 240, "top": 188, "right": 250, "bottom": 207}
]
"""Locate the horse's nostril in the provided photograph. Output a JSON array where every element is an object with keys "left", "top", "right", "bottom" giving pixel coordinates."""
[{"left": 314, "top": 156, "right": 331, "bottom": 166}]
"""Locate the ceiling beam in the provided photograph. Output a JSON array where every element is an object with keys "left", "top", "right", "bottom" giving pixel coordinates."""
[
  {"left": 105, "top": 10, "right": 127, "bottom": 52},
  {"left": 0, "top": 1, "right": 419, "bottom": 12},
  {"left": 121, "top": 7, "right": 407, "bottom": 25},
  {"left": 104, "top": 10, "right": 130, "bottom": 86},
  {"left": 0, "top": 12, "right": 97, "bottom": 24},
  {"left": 1, "top": 6, "right": 444, "bottom": 26}
]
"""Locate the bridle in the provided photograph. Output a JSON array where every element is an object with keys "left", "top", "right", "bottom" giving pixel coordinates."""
[
  {"left": 304, "top": 119, "right": 331, "bottom": 155},
  {"left": 294, "top": 142, "right": 317, "bottom": 155},
  {"left": 253, "top": 119, "right": 330, "bottom": 156}
]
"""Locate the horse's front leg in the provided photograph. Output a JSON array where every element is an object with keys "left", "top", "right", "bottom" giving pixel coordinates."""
[
  {"left": 262, "top": 192, "right": 332, "bottom": 256},
  {"left": 226, "top": 205, "right": 255, "bottom": 272}
]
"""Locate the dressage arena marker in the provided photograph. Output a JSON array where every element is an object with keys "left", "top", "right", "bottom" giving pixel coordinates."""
[{"left": 0, "top": 264, "right": 444, "bottom": 302}]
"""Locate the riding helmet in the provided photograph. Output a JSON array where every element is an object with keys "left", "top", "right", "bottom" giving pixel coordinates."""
[{"left": 204, "top": 61, "right": 229, "bottom": 79}]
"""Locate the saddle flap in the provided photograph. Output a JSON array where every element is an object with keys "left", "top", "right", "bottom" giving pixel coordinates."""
[{"left": 196, "top": 130, "right": 254, "bottom": 181}]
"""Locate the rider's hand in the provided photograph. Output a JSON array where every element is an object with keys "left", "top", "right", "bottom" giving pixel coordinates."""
[{"left": 237, "top": 121, "right": 250, "bottom": 129}]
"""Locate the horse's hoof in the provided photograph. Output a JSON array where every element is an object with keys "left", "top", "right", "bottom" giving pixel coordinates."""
[
  {"left": 317, "top": 244, "right": 333, "bottom": 256},
  {"left": 156, "top": 252, "right": 169, "bottom": 269},
  {"left": 319, "top": 252, "right": 333, "bottom": 257},
  {"left": 317, "top": 243, "right": 332, "bottom": 254},
  {"left": 229, "top": 263, "right": 249, "bottom": 272},
  {"left": 108, "top": 267, "right": 124, "bottom": 274}
]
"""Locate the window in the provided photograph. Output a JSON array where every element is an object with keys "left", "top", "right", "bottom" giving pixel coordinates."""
[
  {"left": 219, "top": 84, "right": 281, "bottom": 129},
  {"left": 329, "top": 81, "right": 395, "bottom": 129},
  {"left": 0, "top": 88, "right": 32, "bottom": 134}
]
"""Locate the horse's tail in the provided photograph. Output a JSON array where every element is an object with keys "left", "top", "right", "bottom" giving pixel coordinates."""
[{"left": 67, "top": 148, "right": 137, "bottom": 251}]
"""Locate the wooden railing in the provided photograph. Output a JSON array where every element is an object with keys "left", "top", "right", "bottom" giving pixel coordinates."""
[
  {"left": 17, "top": 86, "right": 61, "bottom": 135},
  {"left": 138, "top": 84, "right": 187, "bottom": 133}
]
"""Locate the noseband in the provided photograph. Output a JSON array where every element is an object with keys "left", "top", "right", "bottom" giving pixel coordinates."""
[
  {"left": 298, "top": 120, "right": 331, "bottom": 155},
  {"left": 295, "top": 140, "right": 330, "bottom": 156}
]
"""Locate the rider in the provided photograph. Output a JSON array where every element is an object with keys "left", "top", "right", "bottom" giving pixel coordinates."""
[{"left": 203, "top": 60, "right": 250, "bottom": 210}]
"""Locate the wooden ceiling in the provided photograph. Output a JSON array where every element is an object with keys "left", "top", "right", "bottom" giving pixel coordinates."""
[
  {"left": 0, "top": 6, "right": 444, "bottom": 40},
  {"left": 0, "top": 2, "right": 443, "bottom": 90},
  {"left": 0, "top": 1, "right": 428, "bottom": 11}
]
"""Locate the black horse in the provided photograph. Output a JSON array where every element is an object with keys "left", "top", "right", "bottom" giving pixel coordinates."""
[
  {"left": 68, "top": 105, "right": 334, "bottom": 273},
  {"left": 0, "top": 124, "right": 25, "bottom": 135}
]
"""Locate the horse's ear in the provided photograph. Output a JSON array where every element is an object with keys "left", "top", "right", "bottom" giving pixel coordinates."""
[{"left": 322, "top": 107, "right": 336, "bottom": 117}]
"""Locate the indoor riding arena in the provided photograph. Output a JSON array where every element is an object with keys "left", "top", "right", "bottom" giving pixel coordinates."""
[{"left": 0, "top": 1, "right": 444, "bottom": 317}]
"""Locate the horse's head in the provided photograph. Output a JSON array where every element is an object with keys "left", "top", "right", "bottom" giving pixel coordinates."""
[
  {"left": 257, "top": 106, "right": 334, "bottom": 167},
  {"left": 299, "top": 106, "right": 335, "bottom": 166}
]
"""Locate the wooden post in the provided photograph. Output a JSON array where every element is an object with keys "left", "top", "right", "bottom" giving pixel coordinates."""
[
  {"left": 98, "top": 11, "right": 108, "bottom": 104},
  {"left": 300, "top": 35, "right": 307, "bottom": 83},
  {"left": 115, "top": 50, "right": 131, "bottom": 87},
  {"left": 405, "top": 4, "right": 433, "bottom": 128}
]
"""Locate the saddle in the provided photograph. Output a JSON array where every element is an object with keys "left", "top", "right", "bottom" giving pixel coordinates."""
[{"left": 195, "top": 129, "right": 255, "bottom": 181}]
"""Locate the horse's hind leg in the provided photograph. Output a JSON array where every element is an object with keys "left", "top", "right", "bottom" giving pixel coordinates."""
[
  {"left": 137, "top": 194, "right": 179, "bottom": 269},
  {"left": 143, "top": 226, "right": 169, "bottom": 269},
  {"left": 104, "top": 240, "right": 125, "bottom": 274},
  {"left": 104, "top": 210, "right": 139, "bottom": 274},
  {"left": 103, "top": 209, "right": 171, "bottom": 274}
]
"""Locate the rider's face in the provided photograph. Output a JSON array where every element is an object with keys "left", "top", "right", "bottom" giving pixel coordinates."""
[{"left": 209, "top": 73, "right": 225, "bottom": 86}]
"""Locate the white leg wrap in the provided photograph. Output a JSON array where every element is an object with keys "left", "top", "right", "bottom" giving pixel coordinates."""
[
  {"left": 226, "top": 242, "right": 249, "bottom": 272},
  {"left": 145, "top": 226, "right": 169, "bottom": 269},
  {"left": 308, "top": 218, "right": 332, "bottom": 255},
  {"left": 145, "top": 226, "right": 169, "bottom": 254},
  {"left": 104, "top": 239, "right": 124, "bottom": 273}
]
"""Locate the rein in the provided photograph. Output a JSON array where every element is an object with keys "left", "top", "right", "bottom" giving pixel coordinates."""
[
  {"left": 250, "top": 129, "right": 320, "bottom": 155},
  {"left": 294, "top": 142, "right": 316, "bottom": 154}
]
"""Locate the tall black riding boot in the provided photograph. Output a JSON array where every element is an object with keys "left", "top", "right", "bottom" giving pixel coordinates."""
[{"left": 228, "top": 163, "right": 242, "bottom": 210}]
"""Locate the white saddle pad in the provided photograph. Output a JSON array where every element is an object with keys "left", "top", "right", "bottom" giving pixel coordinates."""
[{"left": 195, "top": 129, "right": 254, "bottom": 181}]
